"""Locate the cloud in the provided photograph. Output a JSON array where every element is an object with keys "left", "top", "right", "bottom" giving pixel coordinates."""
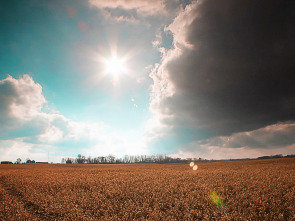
[
  {"left": 101, "top": 10, "right": 140, "bottom": 23},
  {"left": 170, "top": 144, "right": 295, "bottom": 160},
  {"left": 170, "top": 122, "right": 295, "bottom": 160},
  {"left": 207, "top": 122, "right": 295, "bottom": 149},
  {"left": 149, "top": 0, "right": 295, "bottom": 142},
  {"left": 88, "top": 0, "right": 185, "bottom": 24},
  {"left": 82, "top": 130, "right": 149, "bottom": 157},
  {"left": 0, "top": 74, "right": 107, "bottom": 144},
  {"left": 0, "top": 138, "right": 58, "bottom": 163},
  {"left": 0, "top": 75, "right": 40, "bottom": 137},
  {"left": 0, "top": 74, "right": 148, "bottom": 162},
  {"left": 0, "top": 74, "right": 46, "bottom": 120},
  {"left": 89, "top": 0, "right": 167, "bottom": 16}
]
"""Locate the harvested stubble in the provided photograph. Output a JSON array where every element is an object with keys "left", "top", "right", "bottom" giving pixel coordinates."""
[{"left": 0, "top": 158, "right": 294, "bottom": 220}]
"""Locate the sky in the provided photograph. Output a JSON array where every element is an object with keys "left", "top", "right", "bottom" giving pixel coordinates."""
[{"left": 0, "top": 0, "right": 295, "bottom": 163}]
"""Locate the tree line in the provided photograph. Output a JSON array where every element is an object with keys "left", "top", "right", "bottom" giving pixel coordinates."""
[
  {"left": 61, "top": 154, "right": 207, "bottom": 164},
  {"left": 61, "top": 153, "right": 295, "bottom": 164},
  {"left": 2, "top": 154, "right": 294, "bottom": 165}
]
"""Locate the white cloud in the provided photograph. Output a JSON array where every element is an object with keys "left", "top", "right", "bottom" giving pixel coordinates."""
[
  {"left": 102, "top": 9, "right": 140, "bottom": 23},
  {"left": 0, "top": 138, "right": 57, "bottom": 163},
  {"left": 89, "top": 0, "right": 167, "bottom": 16},
  {"left": 83, "top": 133, "right": 149, "bottom": 158},
  {"left": 37, "top": 125, "right": 64, "bottom": 143},
  {"left": 166, "top": 2, "right": 198, "bottom": 49},
  {"left": 0, "top": 74, "right": 106, "bottom": 144},
  {"left": 0, "top": 74, "right": 46, "bottom": 130},
  {"left": 66, "top": 120, "right": 106, "bottom": 141},
  {"left": 0, "top": 74, "right": 149, "bottom": 162}
]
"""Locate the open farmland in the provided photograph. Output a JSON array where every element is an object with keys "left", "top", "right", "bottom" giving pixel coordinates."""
[{"left": 0, "top": 158, "right": 295, "bottom": 220}]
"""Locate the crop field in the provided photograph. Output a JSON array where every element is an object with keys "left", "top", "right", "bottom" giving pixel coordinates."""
[{"left": 0, "top": 158, "right": 294, "bottom": 220}]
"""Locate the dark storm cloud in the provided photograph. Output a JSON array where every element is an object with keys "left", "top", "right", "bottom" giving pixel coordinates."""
[
  {"left": 204, "top": 122, "right": 295, "bottom": 149},
  {"left": 152, "top": 0, "right": 295, "bottom": 139}
]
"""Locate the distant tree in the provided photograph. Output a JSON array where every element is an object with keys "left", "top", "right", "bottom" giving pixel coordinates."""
[
  {"left": 258, "top": 156, "right": 271, "bottom": 160},
  {"left": 106, "top": 155, "right": 115, "bottom": 164},
  {"left": 98, "top": 156, "right": 106, "bottom": 164},
  {"left": 93, "top": 157, "right": 99, "bottom": 164},
  {"left": 272, "top": 154, "right": 283, "bottom": 158},
  {"left": 16, "top": 158, "right": 22, "bottom": 164},
  {"left": 87, "top": 156, "right": 92, "bottom": 164},
  {"left": 124, "top": 155, "right": 130, "bottom": 163},
  {"left": 76, "top": 154, "right": 86, "bottom": 164},
  {"left": 66, "top": 158, "right": 73, "bottom": 164}
]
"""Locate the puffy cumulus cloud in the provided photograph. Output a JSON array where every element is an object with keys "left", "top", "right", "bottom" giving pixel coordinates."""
[
  {"left": 0, "top": 74, "right": 46, "bottom": 127},
  {"left": 149, "top": 0, "right": 295, "bottom": 143},
  {"left": 0, "top": 74, "right": 108, "bottom": 145},
  {"left": 37, "top": 125, "right": 64, "bottom": 143},
  {"left": 0, "top": 74, "right": 64, "bottom": 142},
  {"left": 0, "top": 74, "right": 148, "bottom": 162}
]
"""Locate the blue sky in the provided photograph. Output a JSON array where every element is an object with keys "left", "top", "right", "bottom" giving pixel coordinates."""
[{"left": 1, "top": 0, "right": 295, "bottom": 163}]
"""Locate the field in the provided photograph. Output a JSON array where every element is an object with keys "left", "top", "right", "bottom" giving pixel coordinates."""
[{"left": 0, "top": 158, "right": 294, "bottom": 220}]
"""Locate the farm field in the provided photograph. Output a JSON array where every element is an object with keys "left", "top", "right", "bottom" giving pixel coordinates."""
[{"left": 0, "top": 158, "right": 294, "bottom": 220}]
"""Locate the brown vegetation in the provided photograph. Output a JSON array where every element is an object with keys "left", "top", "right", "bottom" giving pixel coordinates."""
[{"left": 0, "top": 158, "right": 294, "bottom": 220}]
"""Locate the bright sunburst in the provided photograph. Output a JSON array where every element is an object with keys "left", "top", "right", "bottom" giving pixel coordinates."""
[{"left": 106, "top": 56, "right": 125, "bottom": 76}]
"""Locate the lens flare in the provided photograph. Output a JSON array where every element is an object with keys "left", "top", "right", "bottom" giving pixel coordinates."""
[
  {"left": 189, "top": 162, "right": 194, "bottom": 167},
  {"left": 193, "top": 165, "right": 198, "bottom": 170},
  {"left": 210, "top": 191, "right": 225, "bottom": 211}
]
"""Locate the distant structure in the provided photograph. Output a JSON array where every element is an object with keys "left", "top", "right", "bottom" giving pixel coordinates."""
[{"left": 1, "top": 161, "right": 13, "bottom": 164}]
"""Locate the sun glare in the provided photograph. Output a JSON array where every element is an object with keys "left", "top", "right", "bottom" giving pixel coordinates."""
[{"left": 106, "top": 56, "right": 125, "bottom": 76}]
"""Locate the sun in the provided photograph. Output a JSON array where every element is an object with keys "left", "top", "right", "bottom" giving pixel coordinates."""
[{"left": 106, "top": 56, "right": 125, "bottom": 76}]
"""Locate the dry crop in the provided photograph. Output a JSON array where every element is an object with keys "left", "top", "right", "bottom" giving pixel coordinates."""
[{"left": 0, "top": 158, "right": 294, "bottom": 220}]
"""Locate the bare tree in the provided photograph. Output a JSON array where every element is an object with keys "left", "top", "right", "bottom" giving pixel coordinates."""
[
  {"left": 76, "top": 154, "right": 86, "bottom": 164},
  {"left": 16, "top": 158, "right": 22, "bottom": 164},
  {"left": 66, "top": 158, "right": 73, "bottom": 164}
]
